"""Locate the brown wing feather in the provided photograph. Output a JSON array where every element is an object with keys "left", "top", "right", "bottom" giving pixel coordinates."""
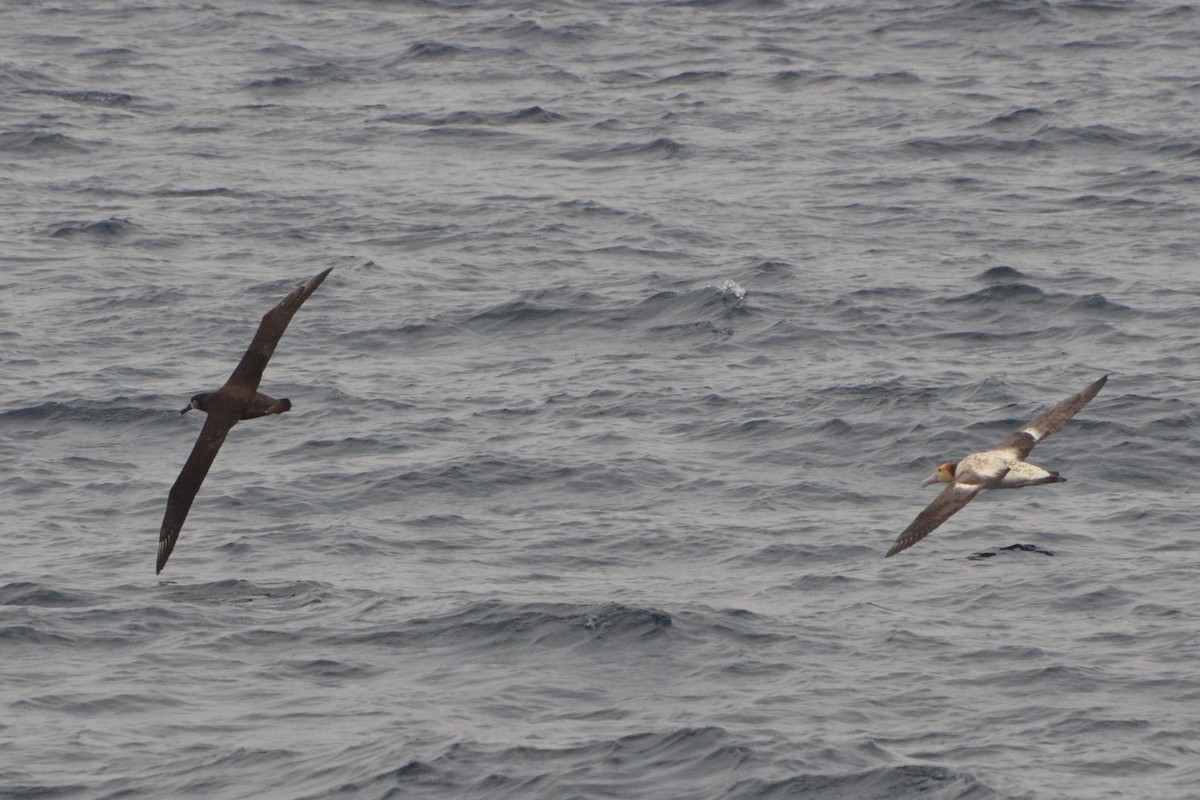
[
  {"left": 225, "top": 267, "right": 332, "bottom": 392},
  {"left": 993, "top": 375, "right": 1108, "bottom": 461},
  {"left": 156, "top": 409, "right": 239, "bottom": 573},
  {"left": 887, "top": 481, "right": 986, "bottom": 557}
]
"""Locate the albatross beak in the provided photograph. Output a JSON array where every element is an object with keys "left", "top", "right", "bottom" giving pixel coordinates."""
[
  {"left": 920, "top": 472, "right": 940, "bottom": 487},
  {"left": 180, "top": 405, "right": 192, "bottom": 414}
]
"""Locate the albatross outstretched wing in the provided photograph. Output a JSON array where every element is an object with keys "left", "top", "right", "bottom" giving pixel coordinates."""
[
  {"left": 990, "top": 374, "right": 1108, "bottom": 462},
  {"left": 157, "top": 407, "right": 241, "bottom": 573},
  {"left": 225, "top": 267, "right": 333, "bottom": 393},
  {"left": 886, "top": 469, "right": 1007, "bottom": 558}
]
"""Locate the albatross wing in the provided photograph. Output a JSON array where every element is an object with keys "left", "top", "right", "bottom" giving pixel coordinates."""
[
  {"left": 225, "top": 267, "right": 333, "bottom": 392},
  {"left": 991, "top": 374, "right": 1108, "bottom": 462},
  {"left": 886, "top": 469, "right": 1005, "bottom": 558},
  {"left": 157, "top": 407, "right": 240, "bottom": 573}
]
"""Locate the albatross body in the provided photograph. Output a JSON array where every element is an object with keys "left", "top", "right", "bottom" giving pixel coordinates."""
[
  {"left": 886, "top": 375, "right": 1107, "bottom": 558},
  {"left": 156, "top": 267, "right": 332, "bottom": 574}
]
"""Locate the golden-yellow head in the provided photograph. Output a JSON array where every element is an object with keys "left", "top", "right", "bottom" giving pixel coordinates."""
[{"left": 921, "top": 462, "right": 957, "bottom": 487}]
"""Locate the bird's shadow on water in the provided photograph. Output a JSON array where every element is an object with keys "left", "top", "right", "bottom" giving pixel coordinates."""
[{"left": 964, "top": 543, "right": 1055, "bottom": 561}]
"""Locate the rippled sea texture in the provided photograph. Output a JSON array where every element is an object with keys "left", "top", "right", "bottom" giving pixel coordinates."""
[{"left": 2, "top": 2, "right": 1199, "bottom": 798}]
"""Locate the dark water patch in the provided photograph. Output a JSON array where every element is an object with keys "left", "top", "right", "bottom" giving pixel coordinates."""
[
  {"left": 243, "top": 75, "right": 306, "bottom": 93},
  {"left": 49, "top": 216, "right": 138, "bottom": 241},
  {"left": 986, "top": 107, "right": 1045, "bottom": 126},
  {"left": 609, "top": 137, "right": 684, "bottom": 158},
  {"left": 275, "top": 658, "right": 378, "bottom": 682},
  {"left": 17, "top": 34, "right": 86, "bottom": 47},
  {"left": 0, "top": 582, "right": 93, "bottom": 607},
  {"left": 0, "top": 625, "right": 75, "bottom": 645},
  {"left": 769, "top": 68, "right": 843, "bottom": 86},
  {"left": 26, "top": 88, "right": 138, "bottom": 106},
  {"left": 0, "top": 130, "right": 91, "bottom": 154},
  {"left": 564, "top": 136, "right": 682, "bottom": 161},
  {"left": 967, "top": 543, "right": 1055, "bottom": 560},
  {"left": 750, "top": 260, "right": 794, "bottom": 279},
  {"left": 877, "top": 0, "right": 1053, "bottom": 33},
  {"left": 1067, "top": 293, "right": 1134, "bottom": 314},
  {"left": 155, "top": 186, "right": 237, "bottom": 198},
  {"left": 690, "top": 417, "right": 792, "bottom": 443},
  {"left": 1048, "top": 585, "right": 1137, "bottom": 613},
  {"left": 653, "top": 70, "right": 731, "bottom": 85},
  {"left": 0, "top": 400, "right": 164, "bottom": 427},
  {"left": 407, "top": 514, "right": 473, "bottom": 530},
  {"left": 962, "top": 644, "right": 1048, "bottom": 661},
  {"left": 418, "top": 125, "right": 520, "bottom": 142},
  {"left": 673, "top": 0, "right": 786, "bottom": 7},
  {"left": 728, "top": 763, "right": 999, "bottom": 800},
  {"left": 619, "top": 283, "right": 751, "bottom": 335},
  {"left": 1133, "top": 603, "right": 1184, "bottom": 619},
  {"left": 904, "top": 133, "right": 1046, "bottom": 156},
  {"left": 674, "top": 606, "right": 788, "bottom": 647},
  {"left": 277, "top": 435, "right": 399, "bottom": 459},
  {"left": 460, "top": 283, "right": 748, "bottom": 338},
  {"left": 864, "top": 69, "right": 921, "bottom": 84},
  {"left": 382, "top": 105, "right": 565, "bottom": 126},
  {"left": 340, "top": 600, "right": 673, "bottom": 652},
  {"left": 0, "top": 782, "right": 90, "bottom": 799},
  {"left": 482, "top": 16, "right": 598, "bottom": 42},
  {"left": 395, "top": 41, "right": 465, "bottom": 61},
  {"left": 492, "top": 105, "right": 564, "bottom": 124},
  {"left": 162, "top": 579, "right": 331, "bottom": 608},
  {"left": 646, "top": 319, "right": 734, "bottom": 339},
  {"left": 1038, "top": 123, "right": 1147, "bottom": 149},
  {"left": 555, "top": 197, "right": 650, "bottom": 221},
  {"left": 882, "top": 628, "right": 954, "bottom": 650},
  {"left": 13, "top": 691, "right": 167, "bottom": 716},
  {"left": 976, "top": 265, "right": 1026, "bottom": 281},
  {"left": 326, "top": 726, "right": 757, "bottom": 799},
  {"left": 1069, "top": 193, "right": 1156, "bottom": 210},
  {"left": 940, "top": 325, "right": 1076, "bottom": 344},
  {"left": 465, "top": 296, "right": 595, "bottom": 334},
  {"left": 945, "top": 283, "right": 1046, "bottom": 304},
  {"left": 985, "top": 664, "right": 1107, "bottom": 694},
  {"left": 790, "top": 572, "right": 865, "bottom": 593}
]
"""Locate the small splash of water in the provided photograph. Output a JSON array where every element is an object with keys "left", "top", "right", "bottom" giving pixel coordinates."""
[{"left": 712, "top": 279, "right": 747, "bottom": 300}]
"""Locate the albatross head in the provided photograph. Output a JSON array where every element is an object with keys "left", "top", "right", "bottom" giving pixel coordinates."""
[
  {"left": 181, "top": 393, "right": 213, "bottom": 414},
  {"left": 921, "top": 462, "right": 957, "bottom": 487}
]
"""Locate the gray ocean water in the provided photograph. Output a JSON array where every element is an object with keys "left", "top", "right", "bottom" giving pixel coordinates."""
[{"left": 2, "top": 1, "right": 1198, "bottom": 798}]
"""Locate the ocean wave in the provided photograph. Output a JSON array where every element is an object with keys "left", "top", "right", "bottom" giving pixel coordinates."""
[
  {"left": 0, "top": 130, "right": 92, "bottom": 154},
  {"left": 562, "top": 137, "right": 683, "bottom": 161},
  {"left": 382, "top": 105, "right": 566, "bottom": 126},
  {"left": 394, "top": 41, "right": 466, "bottom": 62},
  {"left": 331, "top": 600, "right": 673, "bottom": 652},
  {"left": 0, "top": 582, "right": 94, "bottom": 607},
  {"left": 0, "top": 400, "right": 165, "bottom": 426},
  {"left": 162, "top": 579, "right": 333, "bottom": 608},
  {"left": 48, "top": 216, "right": 138, "bottom": 240},
  {"left": 728, "top": 764, "right": 998, "bottom": 800},
  {"left": 26, "top": 88, "right": 138, "bottom": 106},
  {"left": 653, "top": 70, "right": 732, "bottom": 85}
]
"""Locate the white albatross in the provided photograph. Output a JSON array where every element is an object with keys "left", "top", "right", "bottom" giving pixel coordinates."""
[{"left": 886, "top": 375, "right": 1108, "bottom": 558}]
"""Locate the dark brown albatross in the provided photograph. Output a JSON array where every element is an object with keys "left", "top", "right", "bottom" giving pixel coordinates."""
[
  {"left": 156, "top": 267, "right": 332, "bottom": 574},
  {"left": 886, "top": 375, "right": 1107, "bottom": 558}
]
